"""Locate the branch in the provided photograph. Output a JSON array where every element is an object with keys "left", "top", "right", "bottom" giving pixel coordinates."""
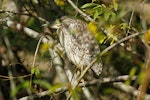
[
  {"left": 113, "top": 82, "right": 150, "bottom": 100},
  {"left": 114, "top": 82, "right": 138, "bottom": 96},
  {"left": 137, "top": 45, "right": 150, "bottom": 100},
  {"left": 0, "top": 18, "right": 69, "bottom": 89},
  {"left": 18, "top": 75, "right": 145, "bottom": 100},
  {"left": 67, "top": 0, "right": 94, "bottom": 21},
  {"left": 73, "top": 32, "right": 141, "bottom": 91},
  {"left": 100, "top": 32, "right": 141, "bottom": 56}
]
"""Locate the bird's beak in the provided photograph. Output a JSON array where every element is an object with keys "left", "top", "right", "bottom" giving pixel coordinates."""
[{"left": 51, "top": 19, "right": 61, "bottom": 29}]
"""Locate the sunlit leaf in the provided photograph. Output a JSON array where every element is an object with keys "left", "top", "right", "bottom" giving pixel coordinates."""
[
  {"left": 31, "top": 67, "right": 35, "bottom": 74},
  {"left": 144, "top": 29, "right": 150, "bottom": 44},
  {"left": 31, "top": 67, "right": 40, "bottom": 77},
  {"left": 34, "top": 80, "right": 51, "bottom": 89},
  {"left": 81, "top": 3, "right": 98, "bottom": 9},
  {"left": 40, "top": 43, "right": 50, "bottom": 54},
  {"left": 130, "top": 67, "right": 137, "bottom": 77},
  {"left": 120, "top": 23, "right": 130, "bottom": 31},
  {"left": 50, "top": 84, "right": 63, "bottom": 92},
  {"left": 69, "top": 87, "right": 81, "bottom": 100},
  {"left": 101, "top": 4, "right": 106, "bottom": 8},
  {"left": 125, "top": 67, "right": 137, "bottom": 85},
  {"left": 95, "top": 32, "right": 107, "bottom": 44},
  {"left": 113, "top": 0, "right": 118, "bottom": 11},
  {"left": 110, "top": 38, "right": 115, "bottom": 45},
  {"left": 11, "top": 81, "right": 30, "bottom": 97},
  {"left": 111, "top": 12, "right": 116, "bottom": 18},
  {"left": 35, "top": 68, "right": 40, "bottom": 77},
  {"left": 93, "top": 10, "right": 99, "bottom": 20},
  {"left": 104, "top": 11, "right": 111, "bottom": 21},
  {"left": 54, "top": 0, "right": 65, "bottom": 6},
  {"left": 92, "top": 0, "right": 96, "bottom": 3},
  {"left": 88, "top": 22, "right": 98, "bottom": 34},
  {"left": 93, "top": 5, "right": 101, "bottom": 10},
  {"left": 11, "top": 86, "right": 19, "bottom": 97},
  {"left": 138, "top": 71, "right": 145, "bottom": 84},
  {"left": 104, "top": 88, "right": 114, "bottom": 94}
]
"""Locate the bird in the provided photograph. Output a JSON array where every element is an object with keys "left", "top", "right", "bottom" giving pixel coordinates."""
[{"left": 52, "top": 16, "right": 102, "bottom": 77}]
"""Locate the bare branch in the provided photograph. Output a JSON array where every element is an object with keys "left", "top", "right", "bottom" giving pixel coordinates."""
[
  {"left": 101, "top": 32, "right": 142, "bottom": 56},
  {"left": 67, "top": 0, "right": 93, "bottom": 21},
  {"left": 18, "top": 75, "right": 147, "bottom": 100},
  {"left": 113, "top": 82, "right": 150, "bottom": 100},
  {"left": 0, "top": 18, "right": 69, "bottom": 89},
  {"left": 137, "top": 45, "right": 150, "bottom": 100},
  {"left": 73, "top": 32, "right": 141, "bottom": 91}
]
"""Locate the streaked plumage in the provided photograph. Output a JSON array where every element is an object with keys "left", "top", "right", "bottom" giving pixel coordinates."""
[{"left": 54, "top": 16, "right": 102, "bottom": 76}]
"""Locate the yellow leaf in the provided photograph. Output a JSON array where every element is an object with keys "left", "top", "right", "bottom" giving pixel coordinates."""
[
  {"left": 88, "top": 22, "right": 98, "bottom": 34},
  {"left": 55, "top": 0, "right": 65, "bottom": 6},
  {"left": 95, "top": 32, "right": 107, "bottom": 44},
  {"left": 144, "top": 29, "right": 150, "bottom": 44},
  {"left": 107, "top": 25, "right": 115, "bottom": 34},
  {"left": 40, "top": 43, "right": 50, "bottom": 53}
]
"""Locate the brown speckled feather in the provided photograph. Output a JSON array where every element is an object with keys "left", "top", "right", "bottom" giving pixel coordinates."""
[{"left": 57, "top": 17, "right": 102, "bottom": 76}]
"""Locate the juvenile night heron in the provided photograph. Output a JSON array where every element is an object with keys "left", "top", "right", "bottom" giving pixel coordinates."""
[{"left": 52, "top": 16, "right": 102, "bottom": 76}]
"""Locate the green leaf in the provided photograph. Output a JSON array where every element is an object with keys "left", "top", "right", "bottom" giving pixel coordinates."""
[
  {"left": 113, "top": 2, "right": 118, "bottom": 11},
  {"left": 111, "top": 12, "right": 116, "bottom": 17},
  {"left": 110, "top": 38, "right": 115, "bottom": 45},
  {"left": 34, "top": 80, "right": 51, "bottom": 89},
  {"left": 129, "top": 67, "right": 137, "bottom": 77},
  {"left": 81, "top": 3, "right": 97, "bottom": 9},
  {"left": 93, "top": 5, "right": 101, "bottom": 10},
  {"left": 138, "top": 71, "right": 145, "bottom": 84},
  {"left": 104, "top": 88, "right": 114, "bottom": 94},
  {"left": 35, "top": 68, "right": 40, "bottom": 77},
  {"left": 50, "top": 84, "right": 63, "bottom": 92},
  {"left": 93, "top": 10, "right": 99, "bottom": 20},
  {"left": 95, "top": 32, "right": 107, "bottom": 44},
  {"left": 125, "top": 67, "right": 137, "bottom": 85},
  {"left": 70, "top": 87, "right": 81, "bottom": 100},
  {"left": 31, "top": 67, "right": 35, "bottom": 74},
  {"left": 11, "top": 86, "right": 19, "bottom": 97},
  {"left": 104, "top": 11, "right": 111, "bottom": 21},
  {"left": 33, "top": 80, "right": 63, "bottom": 93},
  {"left": 101, "top": 4, "right": 106, "bottom": 8},
  {"left": 120, "top": 23, "right": 130, "bottom": 31},
  {"left": 11, "top": 81, "right": 30, "bottom": 97},
  {"left": 31, "top": 67, "right": 40, "bottom": 77},
  {"left": 92, "top": 0, "right": 96, "bottom": 2}
]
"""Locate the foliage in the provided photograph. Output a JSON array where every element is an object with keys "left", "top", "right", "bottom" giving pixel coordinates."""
[
  {"left": 81, "top": 0, "right": 118, "bottom": 21},
  {"left": 0, "top": 0, "right": 148, "bottom": 100},
  {"left": 144, "top": 29, "right": 150, "bottom": 44}
]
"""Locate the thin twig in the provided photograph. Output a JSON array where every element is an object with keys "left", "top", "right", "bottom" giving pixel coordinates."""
[
  {"left": 0, "top": 74, "right": 31, "bottom": 81},
  {"left": 67, "top": 0, "right": 94, "bottom": 21},
  {"left": 67, "top": 32, "right": 141, "bottom": 99},
  {"left": 76, "top": 32, "right": 141, "bottom": 88},
  {"left": 30, "top": 36, "right": 44, "bottom": 86},
  {"left": 18, "top": 75, "right": 145, "bottom": 100},
  {"left": 126, "top": 7, "right": 135, "bottom": 35},
  {"left": 137, "top": 46, "right": 150, "bottom": 100},
  {"left": 101, "top": 32, "right": 141, "bottom": 56},
  {"left": 0, "top": 18, "right": 69, "bottom": 98},
  {"left": 0, "top": 9, "right": 50, "bottom": 25},
  {"left": 32, "top": 36, "right": 44, "bottom": 67}
]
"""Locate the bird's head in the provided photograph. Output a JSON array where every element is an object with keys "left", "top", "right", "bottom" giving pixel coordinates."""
[{"left": 51, "top": 16, "right": 75, "bottom": 29}]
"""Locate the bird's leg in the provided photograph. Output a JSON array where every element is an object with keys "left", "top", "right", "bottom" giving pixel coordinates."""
[
  {"left": 76, "top": 52, "right": 87, "bottom": 87},
  {"left": 54, "top": 43, "right": 65, "bottom": 58},
  {"left": 78, "top": 51, "right": 86, "bottom": 72}
]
